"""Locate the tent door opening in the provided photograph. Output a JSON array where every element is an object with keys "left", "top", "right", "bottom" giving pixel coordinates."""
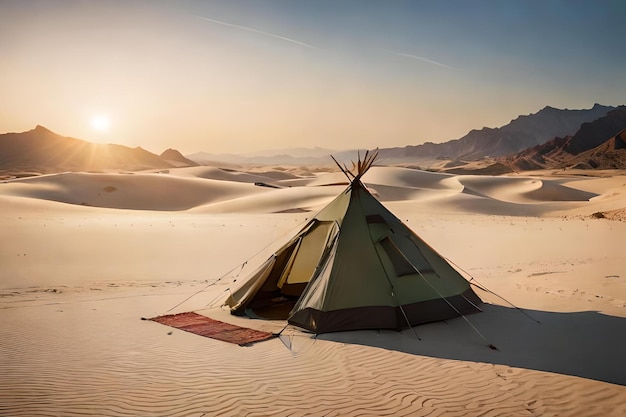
[{"left": 245, "top": 221, "right": 336, "bottom": 320}]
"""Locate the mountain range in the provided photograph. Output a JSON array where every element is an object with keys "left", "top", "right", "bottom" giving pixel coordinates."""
[
  {"left": 499, "top": 107, "right": 626, "bottom": 171},
  {"left": 375, "top": 103, "right": 615, "bottom": 163},
  {"left": 0, "top": 125, "right": 196, "bottom": 177},
  {"left": 187, "top": 147, "right": 337, "bottom": 167},
  {"left": 187, "top": 104, "right": 618, "bottom": 167},
  {"left": 2, "top": 103, "right": 626, "bottom": 177}
]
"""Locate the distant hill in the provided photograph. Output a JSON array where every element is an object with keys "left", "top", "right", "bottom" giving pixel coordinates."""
[
  {"left": 186, "top": 147, "right": 340, "bottom": 167},
  {"left": 0, "top": 125, "right": 195, "bottom": 177},
  {"left": 500, "top": 107, "right": 626, "bottom": 170},
  {"left": 375, "top": 104, "right": 614, "bottom": 163},
  {"left": 160, "top": 148, "right": 198, "bottom": 167},
  {"left": 187, "top": 104, "right": 616, "bottom": 167}
]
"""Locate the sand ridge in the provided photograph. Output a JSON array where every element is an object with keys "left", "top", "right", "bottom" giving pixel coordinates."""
[{"left": 3, "top": 166, "right": 625, "bottom": 217}]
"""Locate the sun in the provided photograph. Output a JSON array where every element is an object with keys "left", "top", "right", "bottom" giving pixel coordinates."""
[{"left": 90, "top": 115, "right": 111, "bottom": 132}]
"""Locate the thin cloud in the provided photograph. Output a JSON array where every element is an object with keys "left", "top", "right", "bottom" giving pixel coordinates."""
[
  {"left": 386, "top": 50, "right": 453, "bottom": 69},
  {"left": 196, "top": 15, "right": 316, "bottom": 49}
]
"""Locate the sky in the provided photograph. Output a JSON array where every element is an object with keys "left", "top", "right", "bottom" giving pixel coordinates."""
[{"left": 1, "top": 0, "right": 625, "bottom": 155}]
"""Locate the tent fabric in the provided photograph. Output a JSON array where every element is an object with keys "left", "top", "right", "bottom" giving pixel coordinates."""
[
  {"left": 226, "top": 257, "right": 277, "bottom": 314},
  {"left": 225, "top": 176, "right": 482, "bottom": 334}
]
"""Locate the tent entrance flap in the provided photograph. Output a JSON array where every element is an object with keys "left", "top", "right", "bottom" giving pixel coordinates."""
[
  {"left": 240, "top": 221, "right": 337, "bottom": 319},
  {"left": 277, "top": 221, "right": 335, "bottom": 297},
  {"left": 226, "top": 257, "right": 276, "bottom": 315}
]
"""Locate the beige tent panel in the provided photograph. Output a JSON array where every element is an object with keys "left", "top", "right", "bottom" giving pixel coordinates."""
[
  {"left": 290, "top": 241, "right": 337, "bottom": 312},
  {"left": 314, "top": 190, "right": 350, "bottom": 221},
  {"left": 278, "top": 221, "right": 335, "bottom": 287},
  {"left": 226, "top": 256, "right": 276, "bottom": 311}
]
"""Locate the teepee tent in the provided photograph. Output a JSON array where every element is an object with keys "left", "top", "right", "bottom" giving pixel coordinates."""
[{"left": 225, "top": 151, "right": 482, "bottom": 333}]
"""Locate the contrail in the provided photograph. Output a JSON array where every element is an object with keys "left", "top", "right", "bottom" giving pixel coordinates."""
[
  {"left": 196, "top": 15, "right": 316, "bottom": 49},
  {"left": 386, "top": 50, "right": 453, "bottom": 69}
]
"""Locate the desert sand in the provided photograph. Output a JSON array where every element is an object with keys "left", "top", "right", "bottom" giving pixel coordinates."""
[{"left": 1, "top": 166, "right": 625, "bottom": 416}]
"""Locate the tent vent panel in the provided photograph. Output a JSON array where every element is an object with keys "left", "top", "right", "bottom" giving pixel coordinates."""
[
  {"left": 379, "top": 237, "right": 433, "bottom": 277},
  {"left": 366, "top": 214, "right": 386, "bottom": 224}
]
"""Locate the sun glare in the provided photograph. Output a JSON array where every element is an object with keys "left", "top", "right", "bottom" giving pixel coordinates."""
[{"left": 90, "top": 115, "right": 111, "bottom": 132}]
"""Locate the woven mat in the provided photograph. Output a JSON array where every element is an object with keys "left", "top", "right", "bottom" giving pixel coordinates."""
[{"left": 149, "top": 312, "right": 276, "bottom": 346}]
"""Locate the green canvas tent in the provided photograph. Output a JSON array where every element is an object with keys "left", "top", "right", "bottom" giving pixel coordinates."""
[{"left": 225, "top": 152, "right": 481, "bottom": 333}]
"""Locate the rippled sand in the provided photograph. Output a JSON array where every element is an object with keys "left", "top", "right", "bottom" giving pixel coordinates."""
[{"left": 2, "top": 166, "right": 625, "bottom": 415}]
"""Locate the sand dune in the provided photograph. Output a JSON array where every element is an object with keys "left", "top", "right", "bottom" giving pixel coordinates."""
[
  {"left": 1, "top": 171, "right": 268, "bottom": 210},
  {"left": 1, "top": 165, "right": 626, "bottom": 415},
  {"left": 358, "top": 166, "right": 460, "bottom": 190},
  {"left": 453, "top": 176, "right": 598, "bottom": 203},
  {"left": 191, "top": 185, "right": 344, "bottom": 214},
  {"left": 171, "top": 166, "right": 300, "bottom": 183},
  {"left": 2, "top": 166, "right": 624, "bottom": 217}
]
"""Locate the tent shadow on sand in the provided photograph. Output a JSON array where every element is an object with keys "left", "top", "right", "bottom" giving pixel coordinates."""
[
  {"left": 215, "top": 151, "right": 624, "bottom": 386},
  {"left": 316, "top": 303, "right": 626, "bottom": 386}
]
